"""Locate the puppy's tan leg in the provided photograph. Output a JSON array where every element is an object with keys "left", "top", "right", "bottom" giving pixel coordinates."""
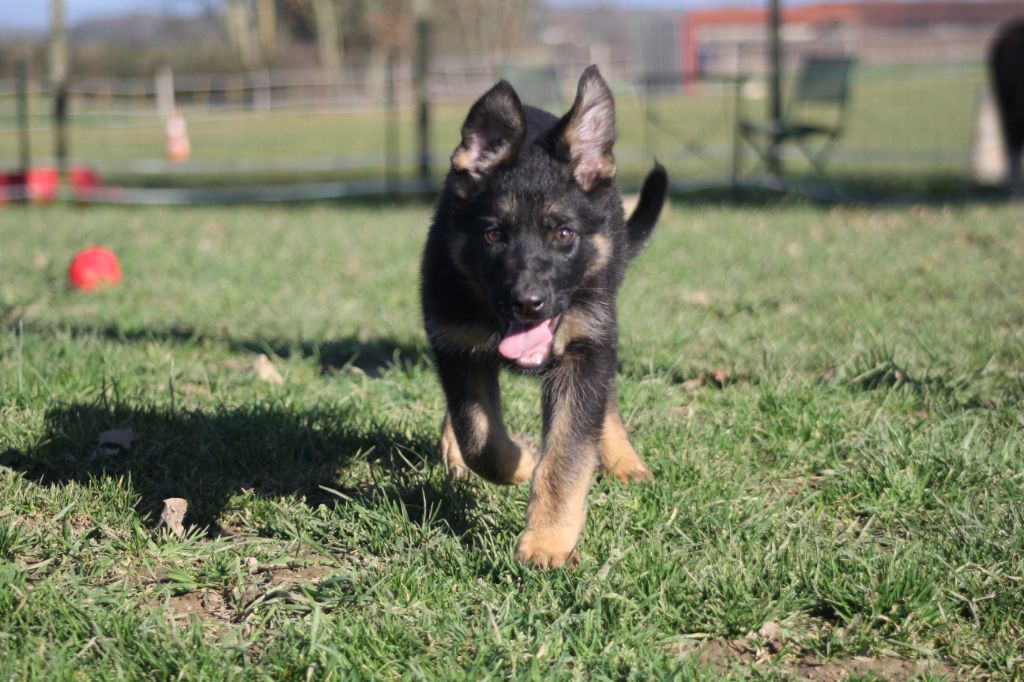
[
  {"left": 599, "top": 397, "right": 651, "bottom": 483},
  {"left": 516, "top": 363, "right": 601, "bottom": 569},
  {"left": 436, "top": 355, "right": 537, "bottom": 485},
  {"left": 516, "top": 453, "right": 592, "bottom": 568}
]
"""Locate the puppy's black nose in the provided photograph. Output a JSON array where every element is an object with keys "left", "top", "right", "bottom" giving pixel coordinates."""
[{"left": 512, "top": 290, "right": 545, "bottom": 318}]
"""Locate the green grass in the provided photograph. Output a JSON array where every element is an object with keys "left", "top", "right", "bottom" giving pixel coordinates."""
[{"left": 1, "top": 196, "right": 1023, "bottom": 679}]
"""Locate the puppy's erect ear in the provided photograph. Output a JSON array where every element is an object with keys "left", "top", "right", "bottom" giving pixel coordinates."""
[
  {"left": 555, "top": 65, "right": 616, "bottom": 191},
  {"left": 450, "top": 80, "right": 526, "bottom": 192}
]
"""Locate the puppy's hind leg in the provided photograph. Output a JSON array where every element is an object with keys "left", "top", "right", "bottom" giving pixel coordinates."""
[
  {"left": 599, "top": 394, "right": 651, "bottom": 484},
  {"left": 435, "top": 350, "right": 538, "bottom": 485},
  {"left": 439, "top": 411, "right": 471, "bottom": 480}
]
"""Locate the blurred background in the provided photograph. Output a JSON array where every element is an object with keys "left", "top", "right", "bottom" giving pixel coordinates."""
[{"left": 0, "top": 0, "right": 1020, "bottom": 203}]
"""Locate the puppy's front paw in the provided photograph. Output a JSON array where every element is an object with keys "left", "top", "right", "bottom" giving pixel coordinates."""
[{"left": 515, "top": 529, "right": 581, "bottom": 569}]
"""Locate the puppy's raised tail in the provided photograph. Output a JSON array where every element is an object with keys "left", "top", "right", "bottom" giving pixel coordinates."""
[{"left": 625, "top": 162, "right": 668, "bottom": 260}]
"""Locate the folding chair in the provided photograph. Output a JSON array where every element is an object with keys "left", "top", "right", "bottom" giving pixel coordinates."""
[{"left": 734, "top": 55, "right": 856, "bottom": 185}]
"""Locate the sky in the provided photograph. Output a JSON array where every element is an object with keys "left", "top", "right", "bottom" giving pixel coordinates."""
[
  {"left": 3, "top": 0, "right": 196, "bottom": 30},
  {"left": 2, "top": 0, "right": 780, "bottom": 31}
]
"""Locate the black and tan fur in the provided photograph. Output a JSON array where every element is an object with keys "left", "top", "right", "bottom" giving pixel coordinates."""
[{"left": 420, "top": 66, "right": 667, "bottom": 568}]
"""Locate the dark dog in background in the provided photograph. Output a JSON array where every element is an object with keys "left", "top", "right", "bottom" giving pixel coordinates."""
[
  {"left": 420, "top": 66, "right": 667, "bottom": 568},
  {"left": 990, "top": 19, "right": 1024, "bottom": 190}
]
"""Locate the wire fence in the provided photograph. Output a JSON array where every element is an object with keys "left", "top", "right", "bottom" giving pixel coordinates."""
[{"left": 0, "top": 57, "right": 989, "bottom": 203}]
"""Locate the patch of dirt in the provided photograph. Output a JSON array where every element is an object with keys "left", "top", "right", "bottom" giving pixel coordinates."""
[
  {"left": 263, "top": 564, "right": 331, "bottom": 590},
  {"left": 162, "top": 563, "right": 334, "bottom": 638},
  {"left": 166, "top": 589, "right": 235, "bottom": 631},
  {"left": 670, "top": 637, "right": 759, "bottom": 669},
  {"left": 20, "top": 511, "right": 97, "bottom": 537},
  {"left": 671, "top": 631, "right": 957, "bottom": 680},
  {"left": 796, "top": 655, "right": 952, "bottom": 681},
  {"left": 229, "top": 563, "right": 336, "bottom": 615},
  {"left": 667, "top": 630, "right": 954, "bottom": 679}
]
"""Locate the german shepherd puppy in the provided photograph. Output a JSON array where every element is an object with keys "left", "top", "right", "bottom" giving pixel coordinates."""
[{"left": 420, "top": 66, "right": 667, "bottom": 568}]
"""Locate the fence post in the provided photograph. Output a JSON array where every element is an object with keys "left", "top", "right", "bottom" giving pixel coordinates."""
[
  {"left": 414, "top": 10, "right": 432, "bottom": 185},
  {"left": 50, "top": 0, "right": 69, "bottom": 174},
  {"left": 54, "top": 89, "right": 68, "bottom": 174},
  {"left": 156, "top": 66, "right": 175, "bottom": 118},
  {"left": 385, "top": 48, "right": 400, "bottom": 197},
  {"left": 16, "top": 60, "right": 31, "bottom": 176},
  {"left": 254, "top": 70, "right": 272, "bottom": 110},
  {"left": 767, "top": 0, "right": 783, "bottom": 177}
]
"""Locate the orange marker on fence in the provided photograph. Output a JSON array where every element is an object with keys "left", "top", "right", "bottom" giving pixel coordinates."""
[{"left": 166, "top": 108, "right": 191, "bottom": 163}]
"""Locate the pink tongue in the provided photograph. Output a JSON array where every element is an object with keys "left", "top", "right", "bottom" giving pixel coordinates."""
[{"left": 498, "top": 320, "right": 554, "bottom": 362}]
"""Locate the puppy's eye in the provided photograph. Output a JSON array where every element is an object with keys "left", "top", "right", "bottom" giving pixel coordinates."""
[
  {"left": 484, "top": 227, "right": 506, "bottom": 244},
  {"left": 554, "top": 226, "right": 575, "bottom": 245}
]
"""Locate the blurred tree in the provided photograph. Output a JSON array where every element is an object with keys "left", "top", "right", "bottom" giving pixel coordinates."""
[
  {"left": 309, "top": 0, "right": 342, "bottom": 71},
  {"left": 0, "top": 0, "right": 542, "bottom": 78},
  {"left": 258, "top": 0, "right": 278, "bottom": 63},
  {"left": 367, "top": 0, "right": 412, "bottom": 49},
  {"left": 227, "top": 0, "right": 260, "bottom": 68},
  {"left": 450, "top": 0, "right": 534, "bottom": 58}
]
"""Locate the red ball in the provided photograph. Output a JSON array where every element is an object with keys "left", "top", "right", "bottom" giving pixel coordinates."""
[{"left": 68, "top": 247, "right": 122, "bottom": 291}]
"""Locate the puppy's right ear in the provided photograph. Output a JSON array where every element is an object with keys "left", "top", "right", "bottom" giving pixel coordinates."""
[{"left": 450, "top": 80, "right": 525, "bottom": 197}]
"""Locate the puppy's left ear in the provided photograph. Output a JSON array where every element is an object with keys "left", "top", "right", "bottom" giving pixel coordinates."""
[{"left": 554, "top": 65, "right": 616, "bottom": 191}]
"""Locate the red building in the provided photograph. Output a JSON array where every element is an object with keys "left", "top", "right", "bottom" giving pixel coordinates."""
[{"left": 682, "top": 1, "right": 1023, "bottom": 76}]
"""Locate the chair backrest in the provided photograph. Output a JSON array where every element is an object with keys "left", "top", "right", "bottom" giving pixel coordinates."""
[
  {"left": 495, "top": 65, "right": 563, "bottom": 109},
  {"left": 793, "top": 55, "right": 855, "bottom": 107}
]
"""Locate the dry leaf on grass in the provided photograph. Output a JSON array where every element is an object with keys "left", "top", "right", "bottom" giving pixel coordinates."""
[
  {"left": 681, "top": 369, "right": 730, "bottom": 391},
  {"left": 253, "top": 354, "right": 284, "bottom": 384},
  {"left": 159, "top": 498, "right": 188, "bottom": 538},
  {"left": 92, "top": 428, "right": 141, "bottom": 459},
  {"left": 683, "top": 290, "right": 712, "bottom": 306},
  {"left": 681, "top": 376, "right": 706, "bottom": 392}
]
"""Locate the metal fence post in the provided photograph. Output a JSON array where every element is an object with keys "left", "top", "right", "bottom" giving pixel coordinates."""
[
  {"left": 767, "top": 0, "right": 783, "bottom": 177},
  {"left": 415, "top": 14, "right": 432, "bottom": 185},
  {"left": 51, "top": 0, "right": 69, "bottom": 174},
  {"left": 386, "top": 48, "right": 400, "bottom": 197},
  {"left": 16, "top": 60, "right": 31, "bottom": 177}
]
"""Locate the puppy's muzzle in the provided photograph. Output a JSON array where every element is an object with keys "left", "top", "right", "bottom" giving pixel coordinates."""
[{"left": 510, "top": 284, "right": 550, "bottom": 323}]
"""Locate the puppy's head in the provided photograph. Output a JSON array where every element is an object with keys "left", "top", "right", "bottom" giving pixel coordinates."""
[{"left": 446, "top": 66, "right": 621, "bottom": 369}]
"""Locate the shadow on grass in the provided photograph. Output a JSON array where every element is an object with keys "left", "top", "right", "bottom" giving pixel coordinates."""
[
  {"left": 45, "top": 323, "right": 430, "bottom": 377},
  {"left": 0, "top": 400, "right": 482, "bottom": 540},
  {"left": 836, "top": 348, "right": 1021, "bottom": 410}
]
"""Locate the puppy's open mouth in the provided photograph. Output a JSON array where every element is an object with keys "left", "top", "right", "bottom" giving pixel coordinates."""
[{"left": 498, "top": 316, "right": 561, "bottom": 369}]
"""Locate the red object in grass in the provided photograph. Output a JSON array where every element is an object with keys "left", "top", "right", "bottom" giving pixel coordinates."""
[{"left": 68, "top": 247, "right": 122, "bottom": 291}]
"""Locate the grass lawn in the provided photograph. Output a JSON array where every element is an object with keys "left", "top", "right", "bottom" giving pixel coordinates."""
[
  {"left": 1, "top": 63, "right": 984, "bottom": 195},
  {"left": 1, "top": 196, "right": 1022, "bottom": 679}
]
